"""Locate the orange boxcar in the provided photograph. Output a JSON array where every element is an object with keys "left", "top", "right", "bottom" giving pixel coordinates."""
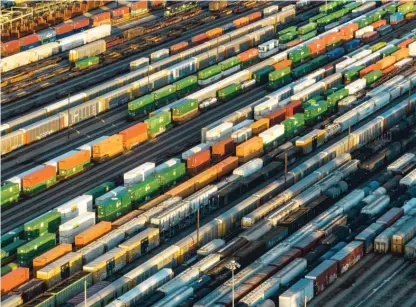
[
  {"left": 382, "top": 65, "right": 397, "bottom": 74},
  {"left": 170, "top": 41, "right": 189, "bottom": 54},
  {"left": 132, "top": 1, "right": 147, "bottom": 9},
  {"left": 1, "top": 267, "right": 29, "bottom": 295},
  {"left": 22, "top": 165, "right": 56, "bottom": 190},
  {"left": 33, "top": 244, "right": 72, "bottom": 274},
  {"left": 215, "top": 156, "right": 239, "bottom": 178},
  {"left": 398, "top": 38, "right": 415, "bottom": 49},
  {"left": 237, "top": 48, "right": 259, "bottom": 63},
  {"left": 392, "top": 48, "right": 409, "bottom": 61},
  {"left": 93, "top": 135, "right": 124, "bottom": 161},
  {"left": 166, "top": 180, "right": 196, "bottom": 198},
  {"left": 272, "top": 59, "right": 292, "bottom": 70},
  {"left": 58, "top": 150, "right": 90, "bottom": 173},
  {"left": 265, "top": 107, "right": 286, "bottom": 126},
  {"left": 75, "top": 221, "right": 112, "bottom": 247},
  {"left": 1, "top": 40, "right": 20, "bottom": 56},
  {"left": 187, "top": 149, "right": 211, "bottom": 169},
  {"left": 360, "top": 64, "right": 377, "bottom": 77},
  {"left": 192, "top": 33, "right": 208, "bottom": 44},
  {"left": 206, "top": 27, "right": 223, "bottom": 39},
  {"left": 307, "top": 38, "right": 326, "bottom": 55},
  {"left": 371, "top": 19, "right": 387, "bottom": 29},
  {"left": 375, "top": 55, "right": 396, "bottom": 70},
  {"left": 118, "top": 123, "right": 148, "bottom": 151},
  {"left": 339, "top": 23, "right": 359, "bottom": 40},
  {"left": 248, "top": 12, "right": 262, "bottom": 22},
  {"left": 191, "top": 167, "right": 218, "bottom": 190},
  {"left": 233, "top": 16, "right": 249, "bottom": 28},
  {"left": 323, "top": 33, "right": 342, "bottom": 46},
  {"left": 250, "top": 118, "right": 270, "bottom": 135},
  {"left": 236, "top": 137, "right": 263, "bottom": 163}
]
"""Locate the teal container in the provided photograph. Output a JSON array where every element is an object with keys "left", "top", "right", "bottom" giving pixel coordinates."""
[{"left": 253, "top": 66, "right": 275, "bottom": 84}]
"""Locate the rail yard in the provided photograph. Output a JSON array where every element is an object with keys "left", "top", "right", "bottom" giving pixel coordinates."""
[{"left": 1, "top": 1, "right": 416, "bottom": 307}]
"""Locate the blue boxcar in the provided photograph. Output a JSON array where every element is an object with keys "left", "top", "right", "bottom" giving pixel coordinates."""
[
  {"left": 20, "top": 42, "right": 41, "bottom": 51},
  {"left": 344, "top": 39, "right": 360, "bottom": 52},
  {"left": 326, "top": 47, "right": 345, "bottom": 60}
]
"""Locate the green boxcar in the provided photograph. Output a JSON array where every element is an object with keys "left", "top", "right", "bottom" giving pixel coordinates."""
[
  {"left": 23, "top": 174, "right": 57, "bottom": 195},
  {"left": 382, "top": 46, "right": 400, "bottom": 57},
  {"left": 304, "top": 101, "right": 328, "bottom": 124},
  {"left": 17, "top": 233, "right": 56, "bottom": 267},
  {"left": 24, "top": 211, "right": 61, "bottom": 241},
  {"left": 357, "top": 17, "right": 372, "bottom": 29},
  {"left": 153, "top": 85, "right": 177, "bottom": 108},
  {"left": 292, "top": 63, "right": 313, "bottom": 79},
  {"left": 84, "top": 181, "right": 116, "bottom": 202},
  {"left": 75, "top": 56, "right": 99, "bottom": 69},
  {"left": 217, "top": 83, "right": 242, "bottom": 101},
  {"left": 59, "top": 158, "right": 91, "bottom": 178},
  {"left": 370, "top": 42, "right": 387, "bottom": 53},
  {"left": 155, "top": 163, "right": 186, "bottom": 189},
  {"left": 310, "top": 55, "right": 328, "bottom": 70},
  {"left": 310, "top": 13, "right": 327, "bottom": 23},
  {"left": 146, "top": 111, "right": 172, "bottom": 138},
  {"left": 325, "top": 84, "right": 344, "bottom": 96},
  {"left": 300, "top": 30, "right": 318, "bottom": 42},
  {"left": 327, "top": 88, "right": 349, "bottom": 109},
  {"left": 198, "top": 64, "right": 221, "bottom": 80},
  {"left": 344, "top": 65, "right": 365, "bottom": 82},
  {"left": 1, "top": 240, "right": 26, "bottom": 261},
  {"left": 1, "top": 226, "right": 24, "bottom": 247},
  {"left": 268, "top": 75, "right": 292, "bottom": 90},
  {"left": 369, "top": 10, "right": 385, "bottom": 23},
  {"left": 269, "top": 67, "right": 291, "bottom": 82},
  {"left": 172, "top": 99, "right": 199, "bottom": 118},
  {"left": 1, "top": 182, "right": 20, "bottom": 206},
  {"left": 220, "top": 56, "right": 241, "bottom": 71},
  {"left": 298, "top": 23, "right": 317, "bottom": 35},
  {"left": 175, "top": 75, "right": 198, "bottom": 95},
  {"left": 288, "top": 46, "right": 310, "bottom": 64},
  {"left": 128, "top": 95, "right": 156, "bottom": 118},
  {"left": 1, "top": 263, "right": 18, "bottom": 276},
  {"left": 253, "top": 66, "right": 275, "bottom": 84},
  {"left": 363, "top": 70, "right": 382, "bottom": 85},
  {"left": 385, "top": 3, "right": 398, "bottom": 15},
  {"left": 279, "top": 31, "right": 298, "bottom": 44},
  {"left": 317, "top": 14, "right": 336, "bottom": 26},
  {"left": 303, "top": 96, "right": 324, "bottom": 109},
  {"left": 278, "top": 26, "right": 297, "bottom": 36},
  {"left": 98, "top": 190, "right": 132, "bottom": 222},
  {"left": 398, "top": 2, "right": 414, "bottom": 15},
  {"left": 128, "top": 176, "right": 161, "bottom": 205},
  {"left": 282, "top": 119, "right": 294, "bottom": 137}
]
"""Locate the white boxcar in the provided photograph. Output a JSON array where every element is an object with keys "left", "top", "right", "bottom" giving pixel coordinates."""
[
  {"left": 233, "top": 159, "right": 263, "bottom": 177},
  {"left": 55, "top": 195, "right": 93, "bottom": 223},
  {"left": 279, "top": 278, "right": 314, "bottom": 307}
]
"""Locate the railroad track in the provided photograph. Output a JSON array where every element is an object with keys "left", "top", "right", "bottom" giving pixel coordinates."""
[
  {"left": 2, "top": 84, "right": 413, "bottom": 232},
  {"left": 0, "top": 1, "right": 285, "bottom": 120},
  {"left": 0, "top": 9, "right": 211, "bottom": 104},
  {"left": 3, "top": 18, "right": 413, "bottom": 177}
]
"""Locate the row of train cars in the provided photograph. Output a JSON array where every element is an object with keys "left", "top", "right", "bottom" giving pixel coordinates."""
[
  {"left": 2, "top": 17, "right": 416, "bottom": 204},
  {"left": 2, "top": 1, "right": 416, "bottom": 156},
  {"left": 1, "top": 82, "right": 416, "bottom": 306}
]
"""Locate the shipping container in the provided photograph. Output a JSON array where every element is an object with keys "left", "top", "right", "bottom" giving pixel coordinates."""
[
  {"left": 1, "top": 267, "right": 29, "bottom": 295},
  {"left": 17, "top": 233, "right": 56, "bottom": 267},
  {"left": 75, "top": 222, "right": 112, "bottom": 247},
  {"left": 33, "top": 244, "right": 72, "bottom": 275},
  {"left": 236, "top": 137, "right": 264, "bottom": 163},
  {"left": 24, "top": 211, "right": 61, "bottom": 241},
  {"left": 118, "top": 123, "right": 148, "bottom": 151},
  {"left": 93, "top": 135, "right": 124, "bottom": 162}
]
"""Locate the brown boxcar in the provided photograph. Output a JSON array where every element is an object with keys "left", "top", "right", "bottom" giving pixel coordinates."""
[
  {"left": 187, "top": 149, "right": 211, "bottom": 176},
  {"left": 54, "top": 23, "right": 74, "bottom": 36},
  {"left": 1, "top": 40, "right": 20, "bottom": 56},
  {"left": 170, "top": 41, "right": 189, "bottom": 54},
  {"left": 305, "top": 259, "right": 338, "bottom": 295},
  {"left": 92, "top": 135, "right": 124, "bottom": 162},
  {"left": 93, "top": 12, "right": 111, "bottom": 26},
  {"left": 73, "top": 18, "right": 90, "bottom": 30},
  {"left": 1, "top": 267, "right": 30, "bottom": 295},
  {"left": 265, "top": 107, "right": 286, "bottom": 126},
  {"left": 75, "top": 222, "right": 112, "bottom": 247},
  {"left": 285, "top": 101, "right": 302, "bottom": 117},
  {"left": 236, "top": 137, "right": 263, "bottom": 163},
  {"left": 118, "top": 123, "right": 148, "bottom": 151},
  {"left": 192, "top": 33, "right": 208, "bottom": 45},
  {"left": 212, "top": 138, "right": 235, "bottom": 162}
]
